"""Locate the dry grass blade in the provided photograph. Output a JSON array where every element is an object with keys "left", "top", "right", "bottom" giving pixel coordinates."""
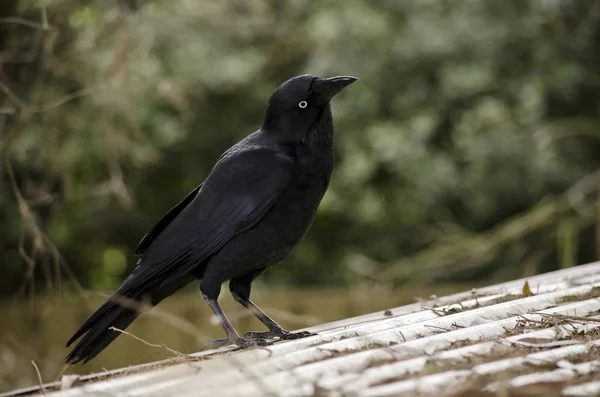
[
  {"left": 30, "top": 361, "right": 46, "bottom": 395},
  {"left": 108, "top": 327, "right": 200, "bottom": 367}
]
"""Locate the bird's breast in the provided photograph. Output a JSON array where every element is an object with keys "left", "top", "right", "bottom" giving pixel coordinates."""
[{"left": 268, "top": 147, "right": 333, "bottom": 238}]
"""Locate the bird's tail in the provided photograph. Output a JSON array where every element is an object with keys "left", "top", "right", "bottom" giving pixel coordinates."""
[
  {"left": 65, "top": 296, "right": 142, "bottom": 365},
  {"left": 66, "top": 267, "right": 197, "bottom": 365}
]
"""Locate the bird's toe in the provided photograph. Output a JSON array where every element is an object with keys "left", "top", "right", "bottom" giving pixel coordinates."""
[
  {"left": 253, "top": 337, "right": 271, "bottom": 346},
  {"left": 242, "top": 331, "right": 272, "bottom": 340},
  {"left": 235, "top": 337, "right": 270, "bottom": 348},
  {"left": 279, "top": 330, "right": 315, "bottom": 340},
  {"left": 204, "top": 338, "right": 232, "bottom": 349}
]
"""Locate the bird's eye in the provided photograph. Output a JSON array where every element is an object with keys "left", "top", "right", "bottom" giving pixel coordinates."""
[{"left": 298, "top": 101, "right": 308, "bottom": 109}]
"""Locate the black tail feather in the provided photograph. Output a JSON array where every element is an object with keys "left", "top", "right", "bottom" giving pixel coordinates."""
[
  {"left": 66, "top": 299, "right": 117, "bottom": 348},
  {"left": 66, "top": 272, "right": 197, "bottom": 365},
  {"left": 66, "top": 304, "right": 139, "bottom": 365}
]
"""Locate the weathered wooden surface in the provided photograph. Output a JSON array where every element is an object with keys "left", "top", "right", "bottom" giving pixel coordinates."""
[{"left": 3, "top": 261, "right": 600, "bottom": 397}]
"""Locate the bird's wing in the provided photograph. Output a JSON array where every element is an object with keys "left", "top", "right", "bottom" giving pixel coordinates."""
[
  {"left": 134, "top": 184, "right": 202, "bottom": 256},
  {"left": 120, "top": 145, "right": 294, "bottom": 294},
  {"left": 65, "top": 145, "right": 293, "bottom": 357}
]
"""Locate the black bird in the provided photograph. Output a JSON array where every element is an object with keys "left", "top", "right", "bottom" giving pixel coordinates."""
[{"left": 66, "top": 74, "right": 358, "bottom": 364}]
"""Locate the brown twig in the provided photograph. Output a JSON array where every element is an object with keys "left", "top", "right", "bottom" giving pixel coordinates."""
[
  {"left": 541, "top": 314, "right": 600, "bottom": 324},
  {"left": 34, "top": 88, "right": 93, "bottom": 113},
  {"left": 0, "top": 17, "right": 53, "bottom": 30},
  {"left": 0, "top": 81, "right": 28, "bottom": 112}
]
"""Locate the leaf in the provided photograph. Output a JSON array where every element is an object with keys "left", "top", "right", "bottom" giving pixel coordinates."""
[{"left": 522, "top": 280, "right": 533, "bottom": 297}]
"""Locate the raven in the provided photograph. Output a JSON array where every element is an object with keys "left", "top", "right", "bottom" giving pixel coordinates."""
[{"left": 66, "top": 74, "right": 358, "bottom": 364}]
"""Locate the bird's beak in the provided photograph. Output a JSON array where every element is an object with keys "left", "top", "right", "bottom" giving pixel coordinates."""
[{"left": 312, "top": 76, "right": 359, "bottom": 103}]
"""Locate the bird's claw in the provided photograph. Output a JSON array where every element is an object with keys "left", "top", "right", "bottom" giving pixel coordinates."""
[
  {"left": 204, "top": 338, "right": 231, "bottom": 349},
  {"left": 280, "top": 330, "right": 315, "bottom": 340},
  {"left": 241, "top": 331, "right": 272, "bottom": 340},
  {"left": 205, "top": 336, "right": 270, "bottom": 350},
  {"left": 235, "top": 336, "right": 270, "bottom": 348},
  {"left": 250, "top": 337, "right": 270, "bottom": 346},
  {"left": 242, "top": 329, "right": 315, "bottom": 341}
]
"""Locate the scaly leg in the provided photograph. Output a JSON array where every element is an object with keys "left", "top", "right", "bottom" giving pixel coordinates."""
[
  {"left": 199, "top": 277, "right": 269, "bottom": 349},
  {"left": 229, "top": 275, "right": 315, "bottom": 341}
]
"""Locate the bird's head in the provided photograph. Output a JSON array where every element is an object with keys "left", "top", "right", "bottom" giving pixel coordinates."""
[{"left": 262, "top": 74, "right": 358, "bottom": 141}]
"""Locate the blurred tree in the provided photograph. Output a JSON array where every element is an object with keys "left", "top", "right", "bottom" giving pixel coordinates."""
[{"left": 1, "top": 0, "right": 599, "bottom": 297}]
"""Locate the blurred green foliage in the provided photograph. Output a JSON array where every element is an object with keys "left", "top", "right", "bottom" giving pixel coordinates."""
[{"left": 1, "top": 0, "right": 599, "bottom": 296}]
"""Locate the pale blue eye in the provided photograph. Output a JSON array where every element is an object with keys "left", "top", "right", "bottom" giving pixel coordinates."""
[{"left": 298, "top": 101, "right": 308, "bottom": 109}]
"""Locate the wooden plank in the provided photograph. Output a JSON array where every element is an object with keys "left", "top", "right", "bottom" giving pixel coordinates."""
[
  {"left": 4, "top": 261, "right": 600, "bottom": 397},
  {"left": 563, "top": 381, "right": 600, "bottom": 397}
]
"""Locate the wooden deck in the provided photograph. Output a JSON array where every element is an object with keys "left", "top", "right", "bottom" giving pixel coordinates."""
[{"left": 3, "top": 261, "right": 600, "bottom": 397}]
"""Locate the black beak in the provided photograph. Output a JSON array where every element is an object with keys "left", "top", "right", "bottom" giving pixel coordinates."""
[{"left": 312, "top": 76, "right": 359, "bottom": 102}]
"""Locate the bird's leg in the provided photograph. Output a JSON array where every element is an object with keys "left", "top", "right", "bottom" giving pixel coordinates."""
[
  {"left": 237, "top": 296, "right": 314, "bottom": 341},
  {"left": 200, "top": 291, "right": 268, "bottom": 349},
  {"left": 229, "top": 277, "right": 315, "bottom": 342}
]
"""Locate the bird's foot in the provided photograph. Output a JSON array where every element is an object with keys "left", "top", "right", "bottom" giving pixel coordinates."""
[
  {"left": 206, "top": 336, "right": 270, "bottom": 350},
  {"left": 281, "top": 330, "right": 315, "bottom": 340},
  {"left": 205, "top": 338, "right": 231, "bottom": 349},
  {"left": 242, "top": 329, "right": 315, "bottom": 341}
]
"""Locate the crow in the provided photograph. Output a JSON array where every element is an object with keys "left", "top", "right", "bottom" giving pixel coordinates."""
[{"left": 65, "top": 74, "right": 358, "bottom": 364}]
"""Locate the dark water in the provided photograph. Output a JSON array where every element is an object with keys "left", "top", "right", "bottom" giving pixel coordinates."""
[{"left": 0, "top": 284, "right": 474, "bottom": 392}]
